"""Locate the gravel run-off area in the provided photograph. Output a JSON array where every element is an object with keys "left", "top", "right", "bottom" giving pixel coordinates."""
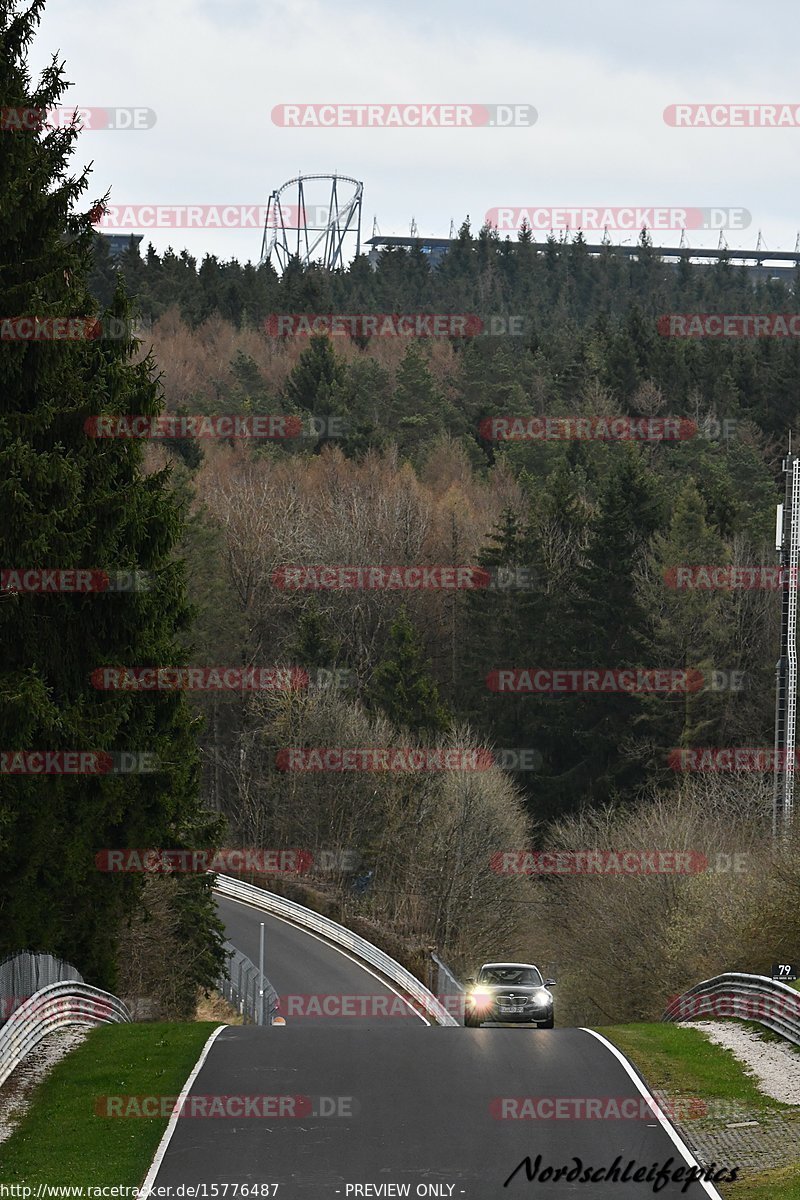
[
  {"left": 670, "top": 1020, "right": 800, "bottom": 1176},
  {"left": 0, "top": 1026, "right": 88, "bottom": 1145},
  {"left": 681, "top": 1020, "right": 800, "bottom": 1104}
]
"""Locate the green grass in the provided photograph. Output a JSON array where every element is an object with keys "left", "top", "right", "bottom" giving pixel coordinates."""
[
  {"left": 720, "top": 1163, "right": 800, "bottom": 1200},
  {"left": 0, "top": 1022, "right": 218, "bottom": 1185},
  {"left": 597, "top": 1022, "right": 790, "bottom": 1113},
  {"left": 598, "top": 1023, "right": 800, "bottom": 1199}
]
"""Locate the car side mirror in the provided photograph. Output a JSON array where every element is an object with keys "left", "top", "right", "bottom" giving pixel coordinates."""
[{"left": 544, "top": 979, "right": 556, "bottom": 988}]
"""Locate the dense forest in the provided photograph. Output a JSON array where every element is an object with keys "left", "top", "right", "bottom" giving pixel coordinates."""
[
  {"left": 3, "top": 0, "right": 797, "bottom": 1019},
  {"left": 78, "top": 229, "right": 800, "bottom": 1019},
  {"left": 91, "top": 224, "right": 800, "bottom": 445},
  {"left": 94, "top": 231, "right": 785, "bottom": 822},
  {"left": 8, "top": 1, "right": 800, "bottom": 1196}
]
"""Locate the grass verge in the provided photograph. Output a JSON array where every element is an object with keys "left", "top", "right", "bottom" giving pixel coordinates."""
[
  {"left": 0, "top": 1022, "right": 218, "bottom": 1185},
  {"left": 599, "top": 1023, "right": 800, "bottom": 1199}
]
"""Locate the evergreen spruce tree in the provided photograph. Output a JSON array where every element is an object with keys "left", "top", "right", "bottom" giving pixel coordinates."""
[
  {"left": 642, "top": 480, "right": 739, "bottom": 772},
  {"left": 0, "top": 0, "right": 223, "bottom": 990},
  {"left": 556, "top": 446, "right": 664, "bottom": 807},
  {"left": 460, "top": 509, "right": 531, "bottom": 721},
  {"left": 370, "top": 607, "right": 450, "bottom": 735},
  {"left": 456, "top": 507, "right": 552, "bottom": 809},
  {"left": 283, "top": 333, "right": 351, "bottom": 450},
  {"left": 284, "top": 333, "right": 346, "bottom": 411},
  {"left": 390, "top": 343, "right": 458, "bottom": 457},
  {"left": 291, "top": 599, "right": 343, "bottom": 671}
]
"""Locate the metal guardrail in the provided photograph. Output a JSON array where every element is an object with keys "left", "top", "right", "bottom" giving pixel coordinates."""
[
  {"left": 214, "top": 875, "right": 458, "bottom": 1026},
  {"left": 0, "top": 981, "right": 131, "bottom": 1088},
  {"left": 218, "top": 939, "right": 279, "bottom": 1025},
  {"left": 0, "top": 950, "right": 85, "bottom": 1024},
  {"left": 663, "top": 972, "right": 800, "bottom": 1047}
]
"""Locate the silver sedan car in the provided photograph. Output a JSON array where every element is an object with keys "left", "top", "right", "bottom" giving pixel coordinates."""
[{"left": 464, "top": 961, "right": 555, "bottom": 1027}]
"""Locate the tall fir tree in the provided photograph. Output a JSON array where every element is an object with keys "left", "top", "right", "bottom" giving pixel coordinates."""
[
  {"left": 283, "top": 333, "right": 349, "bottom": 451},
  {"left": 370, "top": 607, "right": 450, "bottom": 735},
  {"left": 0, "top": 0, "right": 223, "bottom": 990},
  {"left": 284, "top": 334, "right": 346, "bottom": 412},
  {"left": 640, "top": 479, "right": 764, "bottom": 778},
  {"left": 390, "top": 343, "right": 458, "bottom": 458},
  {"left": 554, "top": 445, "right": 665, "bottom": 808}
]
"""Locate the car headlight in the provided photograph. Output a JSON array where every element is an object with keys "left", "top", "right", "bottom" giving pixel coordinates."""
[
  {"left": 534, "top": 989, "right": 552, "bottom": 1003},
  {"left": 468, "top": 987, "right": 493, "bottom": 1008}
]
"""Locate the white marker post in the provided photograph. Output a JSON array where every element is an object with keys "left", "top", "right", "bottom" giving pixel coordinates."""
[
  {"left": 774, "top": 446, "right": 800, "bottom": 836},
  {"left": 259, "top": 921, "right": 265, "bottom": 1026}
]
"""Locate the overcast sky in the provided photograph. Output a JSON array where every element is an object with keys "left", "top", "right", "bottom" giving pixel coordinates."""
[{"left": 26, "top": 0, "right": 800, "bottom": 267}]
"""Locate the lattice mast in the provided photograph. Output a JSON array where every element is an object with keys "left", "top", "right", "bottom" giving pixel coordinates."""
[{"left": 774, "top": 438, "right": 800, "bottom": 834}]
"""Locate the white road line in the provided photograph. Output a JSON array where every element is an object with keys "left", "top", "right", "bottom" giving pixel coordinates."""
[
  {"left": 581, "top": 1029, "right": 726, "bottom": 1198},
  {"left": 219, "top": 892, "right": 431, "bottom": 1026},
  {"left": 139, "top": 1024, "right": 226, "bottom": 1196}
]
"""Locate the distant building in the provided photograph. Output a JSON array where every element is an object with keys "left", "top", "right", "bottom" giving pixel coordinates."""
[
  {"left": 365, "top": 234, "right": 800, "bottom": 283},
  {"left": 366, "top": 236, "right": 453, "bottom": 268},
  {"left": 97, "top": 232, "right": 143, "bottom": 262}
]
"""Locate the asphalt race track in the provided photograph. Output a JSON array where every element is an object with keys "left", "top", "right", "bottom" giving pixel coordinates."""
[
  {"left": 143, "top": 893, "right": 726, "bottom": 1198},
  {"left": 217, "top": 894, "right": 424, "bottom": 1027}
]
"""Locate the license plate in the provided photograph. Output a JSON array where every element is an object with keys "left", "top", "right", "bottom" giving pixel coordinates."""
[{"left": 501, "top": 1005, "right": 523, "bottom": 1013}]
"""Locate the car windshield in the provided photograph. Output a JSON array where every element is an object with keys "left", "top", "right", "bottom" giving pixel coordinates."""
[{"left": 479, "top": 966, "right": 543, "bottom": 987}]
